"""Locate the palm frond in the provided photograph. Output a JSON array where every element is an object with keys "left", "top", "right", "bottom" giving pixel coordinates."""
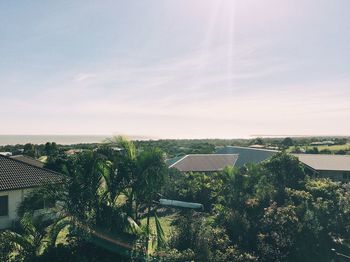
[
  {"left": 154, "top": 211, "right": 166, "bottom": 249},
  {"left": 47, "top": 218, "right": 72, "bottom": 248},
  {"left": 1, "top": 231, "right": 32, "bottom": 254},
  {"left": 126, "top": 216, "right": 142, "bottom": 235}
]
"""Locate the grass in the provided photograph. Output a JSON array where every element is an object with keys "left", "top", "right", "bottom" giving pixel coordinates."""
[
  {"left": 38, "top": 156, "right": 48, "bottom": 163},
  {"left": 52, "top": 213, "right": 176, "bottom": 255},
  {"left": 141, "top": 213, "right": 177, "bottom": 254},
  {"left": 29, "top": 211, "right": 176, "bottom": 257},
  {"left": 288, "top": 143, "right": 350, "bottom": 153},
  {"left": 143, "top": 214, "right": 175, "bottom": 239}
]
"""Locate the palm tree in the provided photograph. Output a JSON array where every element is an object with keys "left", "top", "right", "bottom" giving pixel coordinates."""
[
  {"left": 102, "top": 136, "right": 168, "bottom": 252},
  {"left": 13, "top": 137, "right": 168, "bottom": 259},
  {"left": 0, "top": 213, "right": 68, "bottom": 261},
  {"left": 17, "top": 148, "right": 142, "bottom": 253}
]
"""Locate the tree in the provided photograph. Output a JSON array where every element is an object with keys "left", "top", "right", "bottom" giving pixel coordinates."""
[
  {"left": 306, "top": 147, "right": 319, "bottom": 154},
  {"left": 0, "top": 213, "right": 68, "bottom": 262},
  {"left": 163, "top": 151, "right": 350, "bottom": 261},
  {"left": 134, "top": 148, "right": 167, "bottom": 207},
  {"left": 14, "top": 137, "right": 170, "bottom": 260},
  {"left": 44, "top": 142, "right": 58, "bottom": 156},
  {"left": 23, "top": 143, "right": 36, "bottom": 158},
  {"left": 13, "top": 160, "right": 138, "bottom": 260},
  {"left": 263, "top": 153, "right": 305, "bottom": 204},
  {"left": 253, "top": 138, "right": 264, "bottom": 145},
  {"left": 258, "top": 203, "right": 299, "bottom": 262},
  {"left": 281, "top": 137, "right": 294, "bottom": 148},
  {"left": 44, "top": 152, "right": 74, "bottom": 174},
  {"left": 103, "top": 136, "right": 168, "bottom": 222},
  {"left": 162, "top": 212, "right": 237, "bottom": 262}
]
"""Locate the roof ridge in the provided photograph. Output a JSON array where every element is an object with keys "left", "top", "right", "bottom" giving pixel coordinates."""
[
  {"left": 12, "top": 154, "right": 41, "bottom": 161},
  {"left": 169, "top": 155, "right": 188, "bottom": 168},
  {"left": 293, "top": 153, "right": 350, "bottom": 157},
  {"left": 222, "top": 146, "right": 279, "bottom": 152},
  {"left": 182, "top": 153, "right": 239, "bottom": 156}
]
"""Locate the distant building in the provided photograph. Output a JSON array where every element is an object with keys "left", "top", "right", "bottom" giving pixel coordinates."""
[
  {"left": 310, "top": 141, "right": 335, "bottom": 146},
  {"left": 10, "top": 155, "right": 44, "bottom": 168},
  {"left": 65, "top": 149, "right": 84, "bottom": 155},
  {"left": 293, "top": 154, "right": 350, "bottom": 182},
  {"left": 168, "top": 154, "right": 238, "bottom": 172},
  {"left": 216, "top": 146, "right": 278, "bottom": 167},
  {"left": 0, "top": 155, "right": 62, "bottom": 229},
  {"left": 249, "top": 144, "right": 266, "bottom": 149},
  {"left": 0, "top": 152, "right": 12, "bottom": 156}
]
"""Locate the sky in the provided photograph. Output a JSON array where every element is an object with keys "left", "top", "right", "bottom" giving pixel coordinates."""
[{"left": 0, "top": 0, "right": 349, "bottom": 139}]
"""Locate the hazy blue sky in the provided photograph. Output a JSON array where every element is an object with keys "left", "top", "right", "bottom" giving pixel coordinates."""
[{"left": 1, "top": 0, "right": 349, "bottom": 138}]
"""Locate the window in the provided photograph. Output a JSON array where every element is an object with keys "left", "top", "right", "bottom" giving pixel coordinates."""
[{"left": 0, "top": 195, "right": 9, "bottom": 216}]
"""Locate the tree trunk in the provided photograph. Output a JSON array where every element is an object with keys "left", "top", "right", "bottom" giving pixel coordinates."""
[{"left": 145, "top": 204, "right": 151, "bottom": 255}]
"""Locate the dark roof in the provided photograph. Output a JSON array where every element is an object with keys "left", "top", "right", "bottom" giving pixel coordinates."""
[
  {"left": 215, "top": 146, "right": 277, "bottom": 167},
  {"left": 293, "top": 154, "right": 350, "bottom": 172},
  {"left": 0, "top": 155, "right": 63, "bottom": 191},
  {"left": 10, "top": 155, "right": 44, "bottom": 168},
  {"left": 169, "top": 154, "right": 238, "bottom": 172}
]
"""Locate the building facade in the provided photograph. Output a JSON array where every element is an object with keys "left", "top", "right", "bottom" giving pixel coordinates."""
[
  {"left": 0, "top": 155, "right": 62, "bottom": 229},
  {"left": 294, "top": 154, "right": 350, "bottom": 182}
]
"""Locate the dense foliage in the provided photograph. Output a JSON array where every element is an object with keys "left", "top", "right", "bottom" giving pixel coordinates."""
[
  {"left": 1, "top": 138, "right": 350, "bottom": 261},
  {"left": 159, "top": 153, "right": 350, "bottom": 261},
  {"left": 0, "top": 137, "right": 168, "bottom": 261},
  {"left": 1, "top": 137, "right": 349, "bottom": 158}
]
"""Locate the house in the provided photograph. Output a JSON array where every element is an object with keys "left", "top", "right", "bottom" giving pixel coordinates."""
[
  {"left": 10, "top": 155, "right": 45, "bottom": 168},
  {"left": 0, "top": 152, "right": 12, "bottom": 156},
  {"left": 0, "top": 155, "right": 62, "bottom": 229},
  {"left": 310, "top": 141, "right": 335, "bottom": 146},
  {"left": 293, "top": 154, "right": 350, "bottom": 182},
  {"left": 168, "top": 154, "right": 238, "bottom": 172},
  {"left": 215, "top": 146, "right": 278, "bottom": 167},
  {"left": 249, "top": 144, "right": 266, "bottom": 149},
  {"left": 65, "top": 149, "right": 84, "bottom": 155}
]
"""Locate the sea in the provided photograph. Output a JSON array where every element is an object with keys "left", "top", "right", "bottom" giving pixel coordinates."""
[
  {"left": 0, "top": 135, "right": 158, "bottom": 146},
  {"left": 0, "top": 135, "right": 109, "bottom": 146}
]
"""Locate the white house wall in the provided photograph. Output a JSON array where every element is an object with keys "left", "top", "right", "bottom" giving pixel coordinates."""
[{"left": 0, "top": 188, "right": 31, "bottom": 229}]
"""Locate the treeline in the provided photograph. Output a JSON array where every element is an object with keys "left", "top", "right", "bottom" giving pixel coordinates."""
[
  {"left": 1, "top": 136, "right": 349, "bottom": 159},
  {"left": 0, "top": 142, "right": 99, "bottom": 158},
  {"left": 291, "top": 146, "right": 350, "bottom": 155}
]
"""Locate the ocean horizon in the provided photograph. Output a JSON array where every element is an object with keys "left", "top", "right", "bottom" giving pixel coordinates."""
[
  {"left": 0, "top": 135, "right": 109, "bottom": 146},
  {"left": 0, "top": 135, "right": 162, "bottom": 146},
  {"left": 1, "top": 134, "right": 346, "bottom": 146}
]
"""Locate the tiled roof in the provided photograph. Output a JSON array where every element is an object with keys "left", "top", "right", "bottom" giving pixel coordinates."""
[
  {"left": 169, "top": 154, "right": 238, "bottom": 172},
  {"left": 0, "top": 155, "right": 63, "bottom": 191},
  {"left": 215, "top": 146, "right": 277, "bottom": 167},
  {"left": 10, "top": 155, "right": 44, "bottom": 168},
  {"left": 293, "top": 154, "right": 350, "bottom": 172}
]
